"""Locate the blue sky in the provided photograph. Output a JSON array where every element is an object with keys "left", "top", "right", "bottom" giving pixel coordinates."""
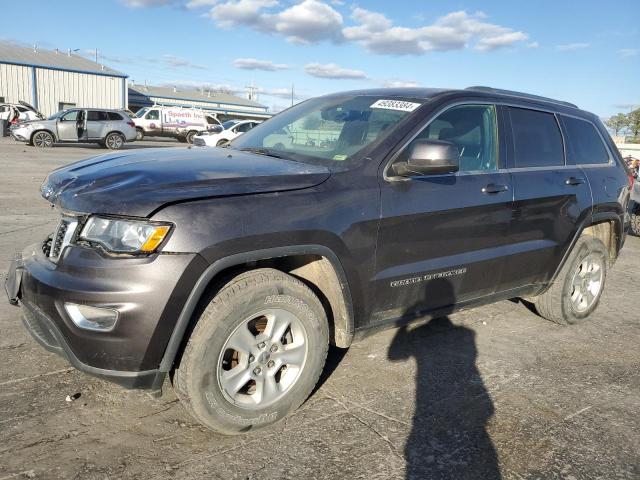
[{"left": 3, "top": 0, "right": 639, "bottom": 115}]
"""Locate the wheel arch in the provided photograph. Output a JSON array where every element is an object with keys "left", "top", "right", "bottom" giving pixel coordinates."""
[
  {"left": 550, "top": 212, "right": 623, "bottom": 284},
  {"left": 159, "top": 245, "right": 355, "bottom": 373},
  {"left": 30, "top": 128, "right": 57, "bottom": 143}
]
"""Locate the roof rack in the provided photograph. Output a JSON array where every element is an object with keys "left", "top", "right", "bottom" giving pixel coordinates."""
[{"left": 465, "top": 86, "right": 578, "bottom": 109}]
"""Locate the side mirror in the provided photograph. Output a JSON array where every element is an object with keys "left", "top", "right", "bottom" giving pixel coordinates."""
[{"left": 393, "top": 140, "right": 460, "bottom": 176}]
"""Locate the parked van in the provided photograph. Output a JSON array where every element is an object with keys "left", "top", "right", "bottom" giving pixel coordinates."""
[{"left": 132, "top": 106, "right": 221, "bottom": 143}]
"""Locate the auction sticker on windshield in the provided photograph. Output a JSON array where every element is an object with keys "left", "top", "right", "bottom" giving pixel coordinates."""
[{"left": 370, "top": 99, "right": 421, "bottom": 112}]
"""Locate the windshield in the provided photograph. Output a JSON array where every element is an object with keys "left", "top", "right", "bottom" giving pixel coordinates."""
[
  {"left": 230, "top": 95, "right": 423, "bottom": 169},
  {"left": 222, "top": 120, "right": 239, "bottom": 130},
  {"left": 135, "top": 108, "right": 149, "bottom": 118},
  {"left": 47, "top": 111, "right": 65, "bottom": 120}
]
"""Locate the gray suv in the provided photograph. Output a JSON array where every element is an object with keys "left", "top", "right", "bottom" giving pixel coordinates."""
[{"left": 10, "top": 108, "right": 137, "bottom": 149}]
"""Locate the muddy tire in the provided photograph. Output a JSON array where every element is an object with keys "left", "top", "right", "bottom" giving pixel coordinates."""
[
  {"left": 173, "top": 268, "right": 329, "bottom": 435},
  {"left": 533, "top": 236, "right": 608, "bottom": 325}
]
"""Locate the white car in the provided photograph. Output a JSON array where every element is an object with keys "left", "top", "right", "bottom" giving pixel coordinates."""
[
  {"left": 0, "top": 101, "right": 44, "bottom": 123},
  {"left": 192, "top": 120, "right": 261, "bottom": 147}
]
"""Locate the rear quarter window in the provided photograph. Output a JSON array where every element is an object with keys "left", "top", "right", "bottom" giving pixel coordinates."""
[
  {"left": 107, "top": 112, "right": 124, "bottom": 121},
  {"left": 509, "top": 107, "right": 565, "bottom": 168},
  {"left": 561, "top": 116, "right": 610, "bottom": 165}
]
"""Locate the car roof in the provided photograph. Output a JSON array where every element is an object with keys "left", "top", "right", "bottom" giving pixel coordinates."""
[{"left": 323, "top": 86, "right": 584, "bottom": 114}]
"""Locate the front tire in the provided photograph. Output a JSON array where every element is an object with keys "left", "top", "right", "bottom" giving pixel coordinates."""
[
  {"left": 216, "top": 139, "right": 229, "bottom": 147},
  {"left": 173, "top": 268, "right": 329, "bottom": 434},
  {"left": 186, "top": 130, "right": 197, "bottom": 144},
  {"left": 533, "top": 236, "right": 608, "bottom": 325},
  {"left": 135, "top": 128, "right": 144, "bottom": 141}
]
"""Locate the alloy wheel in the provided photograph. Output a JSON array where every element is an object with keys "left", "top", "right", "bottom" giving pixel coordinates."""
[
  {"left": 569, "top": 252, "right": 604, "bottom": 313},
  {"left": 33, "top": 132, "right": 53, "bottom": 148},
  {"left": 217, "top": 308, "right": 308, "bottom": 409}
]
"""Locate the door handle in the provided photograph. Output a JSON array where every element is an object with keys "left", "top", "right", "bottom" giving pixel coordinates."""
[
  {"left": 565, "top": 177, "right": 585, "bottom": 186},
  {"left": 482, "top": 183, "right": 509, "bottom": 194}
]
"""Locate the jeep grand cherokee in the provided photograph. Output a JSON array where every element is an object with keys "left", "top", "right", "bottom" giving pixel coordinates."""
[{"left": 5, "top": 87, "right": 632, "bottom": 434}]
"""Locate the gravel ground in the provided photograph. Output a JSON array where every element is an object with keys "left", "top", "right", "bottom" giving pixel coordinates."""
[{"left": 0, "top": 137, "right": 638, "bottom": 480}]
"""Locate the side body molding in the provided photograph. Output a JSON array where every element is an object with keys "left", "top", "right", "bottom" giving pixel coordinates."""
[{"left": 158, "top": 245, "right": 355, "bottom": 372}]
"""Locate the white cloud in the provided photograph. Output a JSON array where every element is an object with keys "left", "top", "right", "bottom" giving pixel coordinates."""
[
  {"left": 382, "top": 80, "right": 421, "bottom": 88},
  {"left": 185, "top": 0, "right": 217, "bottom": 8},
  {"left": 619, "top": 48, "right": 640, "bottom": 57},
  {"left": 121, "top": 0, "right": 175, "bottom": 7},
  {"left": 260, "top": 87, "right": 305, "bottom": 100},
  {"left": 233, "top": 58, "right": 290, "bottom": 71},
  {"left": 556, "top": 42, "right": 590, "bottom": 51},
  {"left": 163, "top": 54, "right": 208, "bottom": 69},
  {"left": 304, "top": 62, "right": 367, "bottom": 79},
  {"left": 525, "top": 41, "right": 539, "bottom": 48},
  {"left": 128, "top": 2, "right": 530, "bottom": 55},
  {"left": 344, "top": 9, "right": 528, "bottom": 55},
  {"left": 210, "top": 0, "right": 343, "bottom": 44}
]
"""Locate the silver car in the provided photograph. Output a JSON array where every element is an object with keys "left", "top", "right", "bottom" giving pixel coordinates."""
[{"left": 10, "top": 108, "right": 137, "bottom": 149}]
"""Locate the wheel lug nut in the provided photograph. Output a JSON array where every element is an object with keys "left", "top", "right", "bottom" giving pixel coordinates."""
[
  {"left": 258, "top": 342, "right": 266, "bottom": 349},
  {"left": 253, "top": 367, "right": 262, "bottom": 375},
  {"left": 248, "top": 355, "right": 255, "bottom": 363},
  {"left": 267, "top": 360, "right": 275, "bottom": 368},
  {"left": 270, "top": 345, "right": 278, "bottom": 353}
]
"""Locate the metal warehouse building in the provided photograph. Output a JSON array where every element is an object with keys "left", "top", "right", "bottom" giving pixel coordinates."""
[
  {"left": 0, "top": 42, "right": 127, "bottom": 117},
  {"left": 129, "top": 84, "right": 270, "bottom": 122}
]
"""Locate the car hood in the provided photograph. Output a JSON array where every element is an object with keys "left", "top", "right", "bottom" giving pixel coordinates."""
[{"left": 41, "top": 147, "right": 331, "bottom": 217}]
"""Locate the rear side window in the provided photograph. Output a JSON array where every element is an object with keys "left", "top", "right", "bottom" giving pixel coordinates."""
[
  {"left": 107, "top": 112, "right": 124, "bottom": 121},
  {"left": 509, "top": 107, "right": 564, "bottom": 168},
  {"left": 87, "top": 110, "right": 108, "bottom": 121},
  {"left": 561, "top": 116, "right": 610, "bottom": 165}
]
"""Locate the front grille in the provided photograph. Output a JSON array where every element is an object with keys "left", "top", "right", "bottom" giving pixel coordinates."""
[
  {"left": 193, "top": 137, "right": 206, "bottom": 146},
  {"left": 47, "top": 217, "right": 79, "bottom": 262}
]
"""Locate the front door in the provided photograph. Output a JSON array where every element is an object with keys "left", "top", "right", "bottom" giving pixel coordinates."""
[
  {"left": 372, "top": 104, "right": 513, "bottom": 323},
  {"left": 56, "top": 110, "right": 80, "bottom": 141},
  {"left": 498, "top": 106, "right": 593, "bottom": 290}
]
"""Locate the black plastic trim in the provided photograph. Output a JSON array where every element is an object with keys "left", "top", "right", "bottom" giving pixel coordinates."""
[{"left": 158, "top": 245, "right": 354, "bottom": 372}]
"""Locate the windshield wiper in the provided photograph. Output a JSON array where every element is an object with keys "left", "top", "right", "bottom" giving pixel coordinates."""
[{"left": 237, "top": 147, "right": 286, "bottom": 159}]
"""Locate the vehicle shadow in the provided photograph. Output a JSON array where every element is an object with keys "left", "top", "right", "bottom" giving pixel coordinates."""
[{"left": 388, "top": 278, "right": 501, "bottom": 480}]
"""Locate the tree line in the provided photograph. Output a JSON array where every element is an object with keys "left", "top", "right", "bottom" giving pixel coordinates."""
[{"left": 605, "top": 108, "right": 640, "bottom": 141}]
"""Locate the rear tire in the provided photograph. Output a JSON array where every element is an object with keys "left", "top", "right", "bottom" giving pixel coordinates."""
[
  {"left": 173, "top": 268, "right": 329, "bottom": 435},
  {"left": 630, "top": 204, "right": 640, "bottom": 236},
  {"left": 104, "top": 132, "right": 125, "bottom": 150},
  {"left": 533, "top": 236, "right": 608, "bottom": 325},
  {"left": 32, "top": 130, "right": 54, "bottom": 148}
]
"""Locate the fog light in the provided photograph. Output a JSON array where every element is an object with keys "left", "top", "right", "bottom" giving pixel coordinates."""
[{"left": 64, "top": 303, "right": 119, "bottom": 332}]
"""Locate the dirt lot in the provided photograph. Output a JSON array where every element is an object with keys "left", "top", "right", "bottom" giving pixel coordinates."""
[{"left": 0, "top": 137, "right": 638, "bottom": 479}]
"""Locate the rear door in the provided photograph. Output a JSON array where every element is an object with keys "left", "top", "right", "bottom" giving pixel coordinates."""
[
  {"left": 86, "top": 110, "right": 108, "bottom": 139},
  {"left": 499, "top": 106, "right": 592, "bottom": 290},
  {"left": 372, "top": 103, "right": 513, "bottom": 323},
  {"left": 559, "top": 115, "right": 629, "bottom": 223}
]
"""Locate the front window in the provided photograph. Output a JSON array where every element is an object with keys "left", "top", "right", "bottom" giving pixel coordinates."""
[
  {"left": 60, "top": 110, "right": 79, "bottom": 122},
  {"left": 397, "top": 104, "right": 499, "bottom": 172},
  {"left": 135, "top": 108, "right": 149, "bottom": 118},
  {"left": 230, "top": 95, "right": 424, "bottom": 169},
  {"left": 145, "top": 109, "right": 160, "bottom": 120}
]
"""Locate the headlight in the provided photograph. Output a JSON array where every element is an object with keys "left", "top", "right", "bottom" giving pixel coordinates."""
[{"left": 79, "top": 216, "right": 171, "bottom": 254}]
